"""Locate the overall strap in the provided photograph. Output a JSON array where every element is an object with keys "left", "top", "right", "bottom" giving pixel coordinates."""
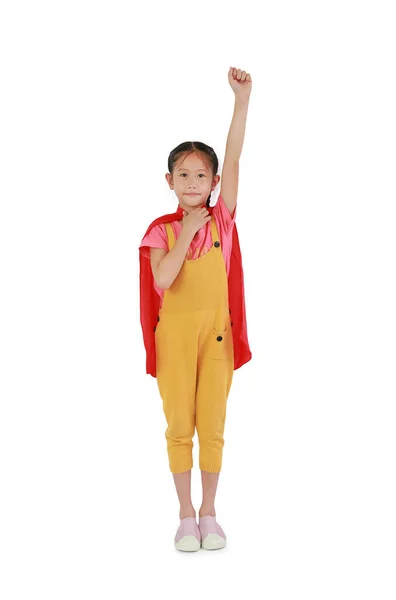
[
  {"left": 210, "top": 214, "right": 220, "bottom": 244},
  {"left": 164, "top": 221, "right": 176, "bottom": 250}
]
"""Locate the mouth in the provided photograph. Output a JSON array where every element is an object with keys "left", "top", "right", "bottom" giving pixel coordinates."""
[{"left": 185, "top": 193, "right": 200, "bottom": 196}]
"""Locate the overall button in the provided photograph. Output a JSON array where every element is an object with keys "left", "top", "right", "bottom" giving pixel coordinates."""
[
  {"left": 208, "top": 329, "right": 232, "bottom": 360},
  {"left": 208, "top": 313, "right": 231, "bottom": 359},
  {"left": 214, "top": 241, "right": 220, "bottom": 247}
]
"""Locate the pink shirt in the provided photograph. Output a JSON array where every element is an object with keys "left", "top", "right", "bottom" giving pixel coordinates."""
[{"left": 139, "top": 193, "right": 236, "bottom": 307}]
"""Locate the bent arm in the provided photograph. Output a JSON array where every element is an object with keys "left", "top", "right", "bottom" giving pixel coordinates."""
[{"left": 150, "top": 226, "right": 195, "bottom": 289}]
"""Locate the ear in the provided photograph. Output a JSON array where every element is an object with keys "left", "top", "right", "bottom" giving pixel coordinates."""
[
  {"left": 213, "top": 174, "right": 220, "bottom": 187},
  {"left": 165, "top": 173, "right": 173, "bottom": 188}
]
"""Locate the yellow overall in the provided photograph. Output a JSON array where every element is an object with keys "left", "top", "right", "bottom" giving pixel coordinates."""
[{"left": 155, "top": 215, "right": 234, "bottom": 474}]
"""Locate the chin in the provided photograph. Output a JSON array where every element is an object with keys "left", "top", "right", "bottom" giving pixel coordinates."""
[
  {"left": 186, "top": 197, "right": 202, "bottom": 206},
  {"left": 180, "top": 194, "right": 207, "bottom": 210}
]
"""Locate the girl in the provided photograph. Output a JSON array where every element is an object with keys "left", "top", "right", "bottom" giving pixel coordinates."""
[{"left": 139, "top": 67, "right": 253, "bottom": 551}]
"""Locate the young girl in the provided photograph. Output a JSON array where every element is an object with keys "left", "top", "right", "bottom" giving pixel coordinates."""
[{"left": 139, "top": 67, "right": 253, "bottom": 552}]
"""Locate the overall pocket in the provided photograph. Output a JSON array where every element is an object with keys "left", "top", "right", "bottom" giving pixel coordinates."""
[{"left": 208, "top": 313, "right": 233, "bottom": 360}]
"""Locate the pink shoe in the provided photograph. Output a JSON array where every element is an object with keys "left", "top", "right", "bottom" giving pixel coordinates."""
[
  {"left": 198, "top": 515, "right": 226, "bottom": 550},
  {"left": 174, "top": 517, "right": 201, "bottom": 552}
]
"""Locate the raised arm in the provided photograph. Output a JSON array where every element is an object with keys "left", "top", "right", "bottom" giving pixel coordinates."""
[{"left": 220, "top": 67, "right": 252, "bottom": 216}]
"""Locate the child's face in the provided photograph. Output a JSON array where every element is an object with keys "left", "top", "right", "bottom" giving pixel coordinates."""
[{"left": 166, "top": 153, "right": 220, "bottom": 213}]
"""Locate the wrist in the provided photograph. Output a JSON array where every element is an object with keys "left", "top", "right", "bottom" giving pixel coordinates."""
[{"left": 181, "top": 222, "right": 196, "bottom": 237}]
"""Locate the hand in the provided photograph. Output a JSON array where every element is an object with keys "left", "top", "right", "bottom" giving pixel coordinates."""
[
  {"left": 228, "top": 67, "right": 252, "bottom": 101},
  {"left": 182, "top": 207, "right": 211, "bottom": 235}
]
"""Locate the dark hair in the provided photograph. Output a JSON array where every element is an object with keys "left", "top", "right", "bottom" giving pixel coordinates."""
[{"left": 167, "top": 141, "right": 219, "bottom": 208}]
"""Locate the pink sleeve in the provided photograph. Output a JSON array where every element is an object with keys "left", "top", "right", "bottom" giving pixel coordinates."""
[
  {"left": 213, "top": 192, "right": 237, "bottom": 237},
  {"left": 139, "top": 223, "right": 168, "bottom": 259}
]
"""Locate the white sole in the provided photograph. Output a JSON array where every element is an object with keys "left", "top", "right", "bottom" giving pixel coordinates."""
[
  {"left": 201, "top": 533, "right": 226, "bottom": 550},
  {"left": 175, "top": 535, "right": 201, "bottom": 552}
]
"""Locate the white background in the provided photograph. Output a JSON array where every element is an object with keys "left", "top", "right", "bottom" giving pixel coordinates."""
[{"left": 1, "top": 0, "right": 395, "bottom": 598}]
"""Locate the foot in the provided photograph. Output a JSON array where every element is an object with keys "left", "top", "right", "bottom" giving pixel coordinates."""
[
  {"left": 174, "top": 517, "right": 201, "bottom": 552},
  {"left": 198, "top": 515, "right": 226, "bottom": 550}
]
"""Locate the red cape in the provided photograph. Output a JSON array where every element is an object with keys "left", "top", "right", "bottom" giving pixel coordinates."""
[{"left": 140, "top": 202, "right": 252, "bottom": 377}]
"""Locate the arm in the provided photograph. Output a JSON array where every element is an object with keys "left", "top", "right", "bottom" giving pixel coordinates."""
[
  {"left": 150, "top": 226, "right": 195, "bottom": 290},
  {"left": 220, "top": 67, "right": 252, "bottom": 215}
]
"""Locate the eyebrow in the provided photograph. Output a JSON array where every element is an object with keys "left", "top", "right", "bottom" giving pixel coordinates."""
[{"left": 176, "top": 167, "right": 208, "bottom": 172}]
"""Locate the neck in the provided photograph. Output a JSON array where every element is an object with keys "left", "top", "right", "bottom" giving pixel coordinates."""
[{"left": 179, "top": 203, "right": 207, "bottom": 214}]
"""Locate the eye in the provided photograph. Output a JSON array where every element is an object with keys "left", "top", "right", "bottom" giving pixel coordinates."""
[{"left": 179, "top": 173, "right": 206, "bottom": 177}]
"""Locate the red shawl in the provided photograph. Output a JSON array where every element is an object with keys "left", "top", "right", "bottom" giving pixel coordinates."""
[{"left": 139, "top": 202, "right": 252, "bottom": 377}]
